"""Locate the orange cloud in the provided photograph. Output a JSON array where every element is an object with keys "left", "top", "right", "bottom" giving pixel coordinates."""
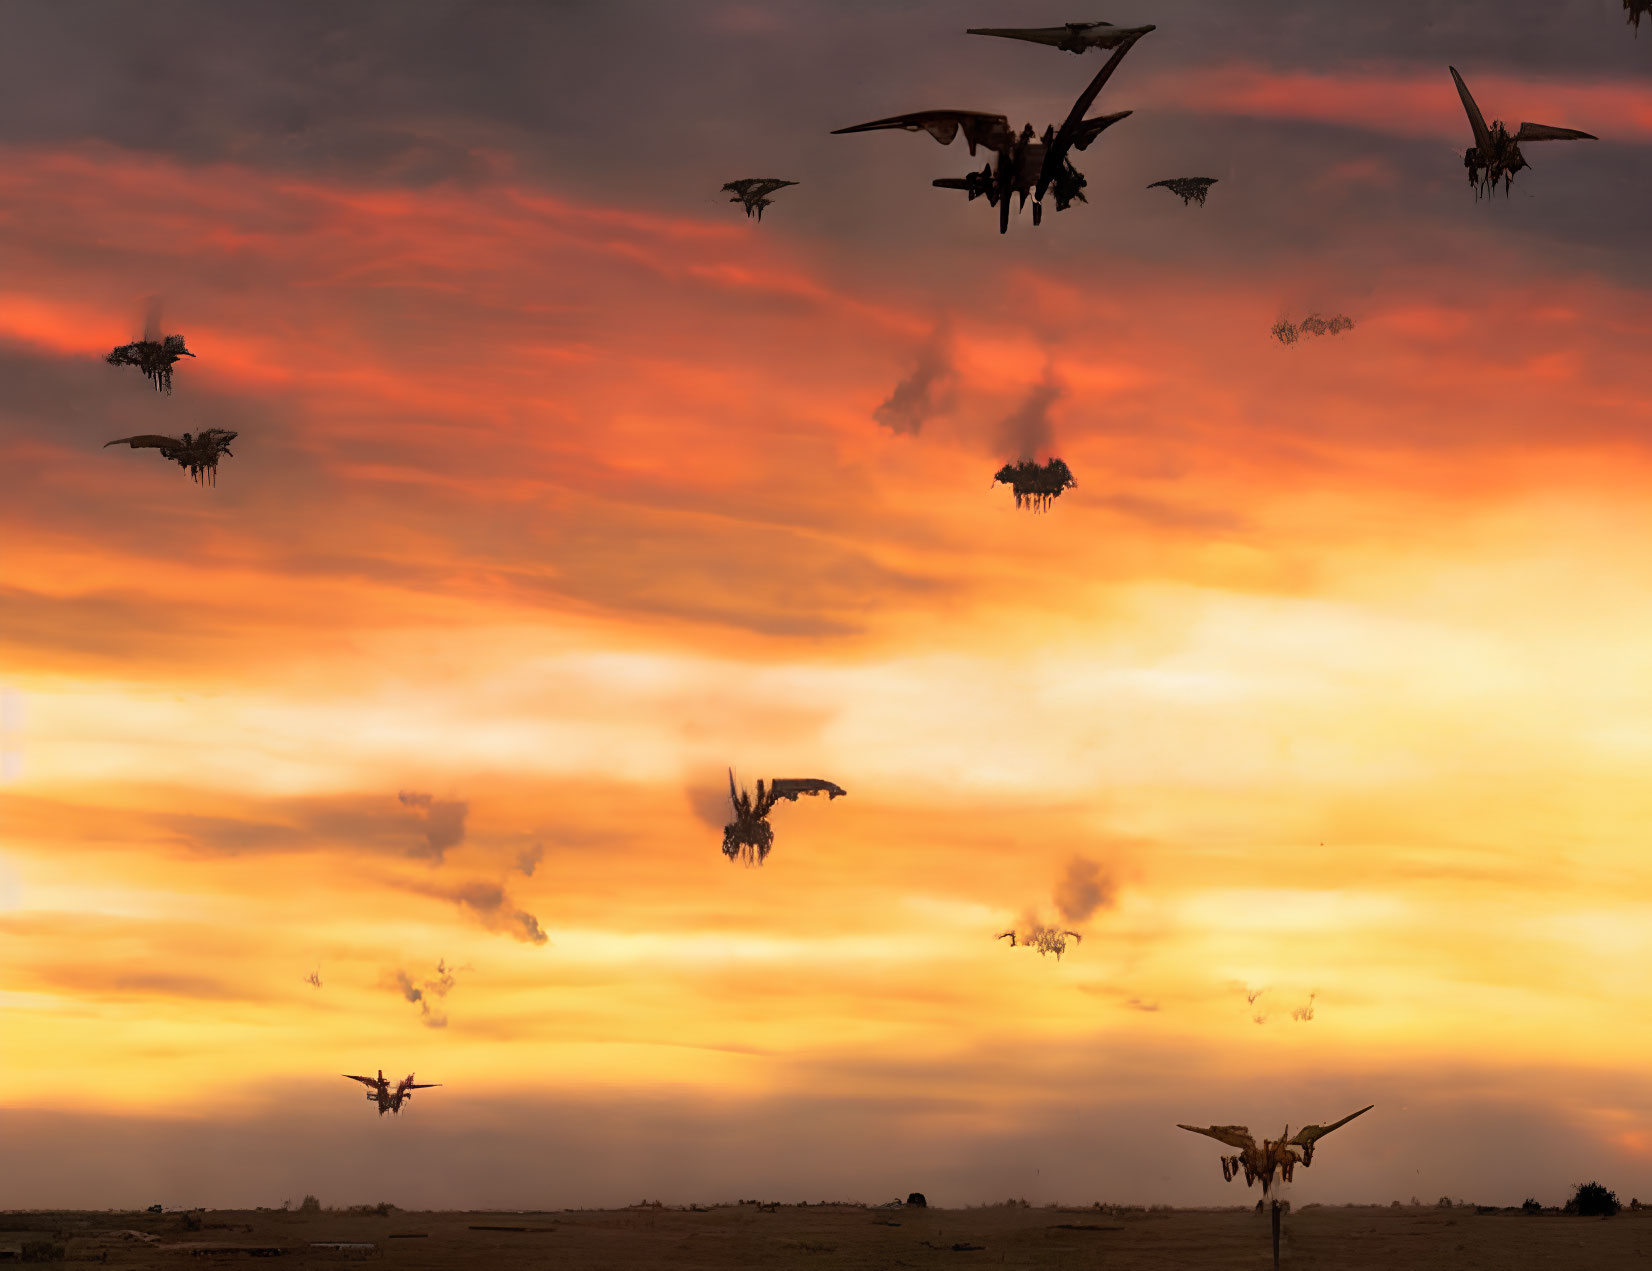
[
  {"left": 1137, "top": 64, "right": 1652, "bottom": 142},
  {"left": 5, "top": 132, "right": 1652, "bottom": 1210}
]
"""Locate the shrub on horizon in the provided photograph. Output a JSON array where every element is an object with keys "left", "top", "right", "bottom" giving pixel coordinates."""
[{"left": 1570, "top": 1182, "right": 1621, "bottom": 1218}]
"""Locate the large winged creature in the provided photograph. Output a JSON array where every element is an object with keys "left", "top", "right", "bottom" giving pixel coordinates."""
[
  {"left": 996, "top": 925, "right": 1082, "bottom": 959},
  {"left": 106, "top": 333, "right": 195, "bottom": 394},
  {"left": 1450, "top": 67, "right": 1596, "bottom": 198},
  {"left": 966, "top": 20, "right": 1156, "bottom": 54},
  {"left": 104, "top": 429, "right": 237, "bottom": 486},
  {"left": 833, "top": 27, "right": 1152, "bottom": 232},
  {"left": 343, "top": 1070, "right": 441, "bottom": 1116},
  {"left": 722, "top": 769, "right": 846, "bottom": 865},
  {"left": 722, "top": 178, "right": 799, "bottom": 221},
  {"left": 1178, "top": 1105, "right": 1373, "bottom": 1195},
  {"left": 994, "top": 458, "right": 1076, "bottom": 510}
]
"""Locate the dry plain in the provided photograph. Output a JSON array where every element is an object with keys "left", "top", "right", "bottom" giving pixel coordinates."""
[{"left": 5, "top": 1202, "right": 1650, "bottom": 1270}]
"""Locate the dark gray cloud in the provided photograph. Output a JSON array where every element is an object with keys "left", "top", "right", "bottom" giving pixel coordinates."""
[
  {"left": 0, "top": 0, "right": 1643, "bottom": 342},
  {"left": 996, "top": 369, "right": 1063, "bottom": 463},
  {"left": 0, "top": 0, "right": 1642, "bottom": 292},
  {"left": 392, "top": 959, "right": 457, "bottom": 1028},
  {"left": 1052, "top": 855, "right": 1118, "bottom": 926},
  {"left": 874, "top": 326, "right": 953, "bottom": 436},
  {"left": 2, "top": 1, "right": 1644, "bottom": 191},
  {"left": 399, "top": 877, "right": 548, "bottom": 946},
  {"left": 397, "top": 791, "right": 468, "bottom": 862},
  {"left": 685, "top": 779, "right": 733, "bottom": 831},
  {"left": 515, "top": 842, "right": 545, "bottom": 877}
]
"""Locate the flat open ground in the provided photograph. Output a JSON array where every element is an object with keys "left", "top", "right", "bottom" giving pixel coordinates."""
[{"left": 5, "top": 1203, "right": 1648, "bottom": 1269}]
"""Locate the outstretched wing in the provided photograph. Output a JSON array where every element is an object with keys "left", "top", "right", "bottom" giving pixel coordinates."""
[
  {"left": 1177, "top": 1123, "right": 1257, "bottom": 1153},
  {"left": 1148, "top": 177, "right": 1217, "bottom": 191},
  {"left": 1066, "top": 110, "right": 1132, "bottom": 153},
  {"left": 833, "top": 111, "right": 1014, "bottom": 156},
  {"left": 104, "top": 434, "right": 180, "bottom": 452},
  {"left": 1288, "top": 1104, "right": 1373, "bottom": 1150},
  {"left": 724, "top": 178, "right": 797, "bottom": 199},
  {"left": 403, "top": 1082, "right": 441, "bottom": 1090},
  {"left": 1039, "top": 34, "right": 1148, "bottom": 195},
  {"left": 766, "top": 779, "right": 847, "bottom": 802},
  {"left": 1449, "top": 67, "right": 1493, "bottom": 155},
  {"left": 967, "top": 23, "right": 1151, "bottom": 51},
  {"left": 342, "top": 1074, "right": 380, "bottom": 1087},
  {"left": 1515, "top": 122, "right": 1597, "bottom": 142},
  {"left": 966, "top": 24, "right": 1096, "bottom": 49}
]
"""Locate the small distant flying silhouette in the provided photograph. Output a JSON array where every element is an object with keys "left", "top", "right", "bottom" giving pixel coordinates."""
[
  {"left": 1178, "top": 1105, "right": 1373, "bottom": 1195},
  {"left": 994, "top": 458, "right": 1075, "bottom": 510},
  {"left": 104, "top": 429, "right": 236, "bottom": 486},
  {"left": 305, "top": 969, "right": 322, "bottom": 989},
  {"left": 343, "top": 1070, "right": 440, "bottom": 1116},
  {"left": 1148, "top": 177, "right": 1218, "bottom": 206},
  {"left": 723, "top": 769, "right": 846, "bottom": 865},
  {"left": 997, "top": 925, "right": 1082, "bottom": 960},
  {"left": 722, "top": 178, "right": 799, "bottom": 221},
  {"left": 1450, "top": 67, "right": 1596, "bottom": 199},
  {"left": 833, "top": 26, "right": 1151, "bottom": 232},
  {"left": 966, "top": 20, "right": 1156, "bottom": 54},
  {"left": 1271, "top": 314, "right": 1352, "bottom": 347}
]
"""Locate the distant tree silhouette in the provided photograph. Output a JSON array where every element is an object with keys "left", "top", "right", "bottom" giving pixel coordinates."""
[
  {"left": 1522, "top": 1198, "right": 1542, "bottom": 1214},
  {"left": 1569, "top": 1182, "right": 1621, "bottom": 1217},
  {"left": 299, "top": 1195, "right": 321, "bottom": 1213},
  {"left": 1437, "top": 1196, "right": 1453, "bottom": 1208}
]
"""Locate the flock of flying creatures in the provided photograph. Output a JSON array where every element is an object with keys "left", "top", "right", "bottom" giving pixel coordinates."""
[
  {"left": 85, "top": 21, "right": 1622, "bottom": 1199},
  {"left": 342, "top": 1070, "right": 440, "bottom": 1117},
  {"left": 716, "top": 19, "right": 1607, "bottom": 512},
  {"left": 103, "top": 17, "right": 1607, "bottom": 515}
]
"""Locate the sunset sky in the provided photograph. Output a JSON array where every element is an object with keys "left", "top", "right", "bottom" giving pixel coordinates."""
[{"left": 4, "top": 0, "right": 1652, "bottom": 1212}]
